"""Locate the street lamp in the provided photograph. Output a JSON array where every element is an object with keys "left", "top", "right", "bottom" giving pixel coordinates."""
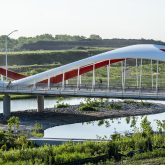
[{"left": 5, "top": 30, "right": 18, "bottom": 81}]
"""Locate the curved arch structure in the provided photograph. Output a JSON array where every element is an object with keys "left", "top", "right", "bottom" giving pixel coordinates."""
[{"left": 2, "top": 44, "right": 165, "bottom": 87}]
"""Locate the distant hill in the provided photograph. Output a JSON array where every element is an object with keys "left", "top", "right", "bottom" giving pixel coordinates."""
[
  {"left": 0, "top": 34, "right": 164, "bottom": 51},
  {"left": 20, "top": 39, "right": 165, "bottom": 50}
]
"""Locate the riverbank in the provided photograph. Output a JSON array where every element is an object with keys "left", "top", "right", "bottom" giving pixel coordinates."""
[
  {"left": 0, "top": 94, "right": 58, "bottom": 100},
  {"left": 0, "top": 100, "right": 165, "bottom": 130}
]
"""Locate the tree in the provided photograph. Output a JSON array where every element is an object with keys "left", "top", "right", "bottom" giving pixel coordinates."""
[
  {"left": 156, "top": 120, "right": 165, "bottom": 133},
  {"left": 55, "top": 34, "right": 73, "bottom": 41},
  {"left": 140, "top": 116, "right": 153, "bottom": 135},
  {"left": 89, "top": 34, "right": 102, "bottom": 40},
  {"left": 7, "top": 116, "right": 20, "bottom": 132},
  {"left": 35, "top": 34, "right": 54, "bottom": 41}
]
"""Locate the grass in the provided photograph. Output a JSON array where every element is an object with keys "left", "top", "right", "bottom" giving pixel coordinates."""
[
  {"left": 88, "top": 157, "right": 165, "bottom": 165},
  {"left": 0, "top": 95, "right": 58, "bottom": 100},
  {"left": 0, "top": 47, "right": 112, "bottom": 56},
  {"left": 0, "top": 95, "right": 35, "bottom": 100},
  {"left": 124, "top": 157, "right": 165, "bottom": 165},
  {"left": 2, "top": 115, "right": 165, "bottom": 164}
]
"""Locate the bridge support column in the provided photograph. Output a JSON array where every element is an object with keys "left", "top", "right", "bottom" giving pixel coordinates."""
[
  {"left": 3, "top": 94, "right": 11, "bottom": 118},
  {"left": 37, "top": 95, "right": 44, "bottom": 112}
]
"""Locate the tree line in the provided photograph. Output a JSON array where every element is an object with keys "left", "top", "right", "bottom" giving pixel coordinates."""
[
  {"left": 0, "top": 34, "right": 102, "bottom": 51},
  {"left": 0, "top": 34, "right": 164, "bottom": 51}
]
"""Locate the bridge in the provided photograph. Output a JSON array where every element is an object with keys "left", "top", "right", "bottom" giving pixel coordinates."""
[{"left": 0, "top": 44, "right": 165, "bottom": 118}]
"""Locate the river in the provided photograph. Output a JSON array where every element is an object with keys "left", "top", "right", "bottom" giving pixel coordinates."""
[{"left": 0, "top": 97, "right": 165, "bottom": 139}]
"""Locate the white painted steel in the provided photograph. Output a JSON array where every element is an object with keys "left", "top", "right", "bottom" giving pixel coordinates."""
[
  {"left": 79, "top": 75, "right": 82, "bottom": 85},
  {"left": 107, "top": 60, "right": 110, "bottom": 88},
  {"left": 124, "top": 59, "right": 126, "bottom": 89},
  {"left": 151, "top": 59, "right": 153, "bottom": 88},
  {"left": 92, "top": 63, "right": 95, "bottom": 89},
  {"left": 62, "top": 72, "right": 65, "bottom": 89},
  {"left": 121, "top": 61, "right": 124, "bottom": 89},
  {"left": 48, "top": 78, "right": 50, "bottom": 89},
  {"left": 10, "top": 44, "right": 165, "bottom": 87},
  {"left": 140, "top": 58, "right": 143, "bottom": 89},
  {"left": 77, "top": 68, "right": 80, "bottom": 90},
  {"left": 156, "top": 60, "right": 159, "bottom": 92},
  {"left": 136, "top": 58, "right": 138, "bottom": 88}
]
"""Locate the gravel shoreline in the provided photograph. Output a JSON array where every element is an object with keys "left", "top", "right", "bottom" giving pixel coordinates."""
[{"left": 0, "top": 101, "right": 165, "bottom": 131}]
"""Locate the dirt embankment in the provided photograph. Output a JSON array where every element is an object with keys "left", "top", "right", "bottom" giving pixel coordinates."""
[{"left": 0, "top": 102, "right": 164, "bottom": 130}]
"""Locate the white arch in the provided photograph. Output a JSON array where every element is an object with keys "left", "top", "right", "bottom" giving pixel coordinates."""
[{"left": 11, "top": 44, "right": 165, "bottom": 86}]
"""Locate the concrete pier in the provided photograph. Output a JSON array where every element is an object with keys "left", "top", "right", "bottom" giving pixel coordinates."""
[
  {"left": 37, "top": 95, "right": 44, "bottom": 112},
  {"left": 3, "top": 94, "right": 11, "bottom": 118}
]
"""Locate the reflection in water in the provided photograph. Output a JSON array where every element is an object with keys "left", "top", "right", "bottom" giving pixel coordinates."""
[
  {"left": 130, "top": 116, "right": 137, "bottom": 128},
  {"left": 44, "top": 113, "right": 165, "bottom": 139},
  {"left": 0, "top": 97, "right": 165, "bottom": 139}
]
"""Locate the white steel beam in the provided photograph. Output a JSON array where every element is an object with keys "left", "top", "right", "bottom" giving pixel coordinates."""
[
  {"left": 48, "top": 78, "right": 50, "bottom": 89},
  {"left": 124, "top": 58, "right": 126, "bottom": 90},
  {"left": 136, "top": 58, "right": 138, "bottom": 88},
  {"left": 77, "top": 67, "right": 80, "bottom": 90},
  {"left": 156, "top": 60, "right": 159, "bottom": 92},
  {"left": 107, "top": 60, "right": 110, "bottom": 89},
  {"left": 92, "top": 63, "right": 95, "bottom": 89},
  {"left": 140, "top": 58, "right": 143, "bottom": 89},
  {"left": 151, "top": 59, "right": 153, "bottom": 89},
  {"left": 62, "top": 72, "right": 65, "bottom": 89}
]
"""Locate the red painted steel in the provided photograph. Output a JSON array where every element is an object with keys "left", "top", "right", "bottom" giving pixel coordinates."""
[
  {"left": 160, "top": 49, "right": 165, "bottom": 52},
  {"left": 0, "top": 68, "right": 26, "bottom": 80},
  {"left": 0, "top": 59, "right": 124, "bottom": 84}
]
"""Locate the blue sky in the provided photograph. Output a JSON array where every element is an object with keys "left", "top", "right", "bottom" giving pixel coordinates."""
[{"left": 0, "top": 0, "right": 165, "bottom": 41}]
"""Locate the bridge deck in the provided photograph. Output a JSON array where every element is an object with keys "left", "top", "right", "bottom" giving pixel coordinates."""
[{"left": 1, "top": 85, "right": 165, "bottom": 100}]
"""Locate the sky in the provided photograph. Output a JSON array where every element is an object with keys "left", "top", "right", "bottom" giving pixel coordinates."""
[{"left": 0, "top": 0, "right": 165, "bottom": 41}]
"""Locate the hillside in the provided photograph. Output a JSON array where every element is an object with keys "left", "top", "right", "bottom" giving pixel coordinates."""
[
  {"left": 0, "top": 48, "right": 111, "bottom": 66},
  {"left": 21, "top": 38, "right": 165, "bottom": 50},
  {"left": 0, "top": 34, "right": 164, "bottom": 51}
]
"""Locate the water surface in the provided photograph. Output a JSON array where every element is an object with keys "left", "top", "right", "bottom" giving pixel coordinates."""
[
  {"left": 0, "top": 97, "right": 164, "bottom": 139},
  {"left": 44, "top": 112, "right": 165, "bottom": 139}
]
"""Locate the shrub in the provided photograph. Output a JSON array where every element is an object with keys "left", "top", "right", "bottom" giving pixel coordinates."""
[
  {"left": 7, "top": 116, "right": 20, "bottom": 132},
  {"left": 31, "top": 123, "right": 43, "bottom": 137},
  {"left": 79, "top": 104, "right": 97, "bottom": 111},
  {"left": 108, "top": 103, "right": 122, "bottom": 110},
  {"left": 56, "top": 103, "right": 69, "bottom": 108},
  {"left": 55, "top": 97, "right": 70, "bottom": 108}
]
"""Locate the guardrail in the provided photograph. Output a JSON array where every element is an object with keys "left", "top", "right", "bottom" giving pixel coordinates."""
[{"left": 0, "top": 84, "right": 165, "bottom": 100}]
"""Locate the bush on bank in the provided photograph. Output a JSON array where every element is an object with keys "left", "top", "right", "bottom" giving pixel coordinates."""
[
  {"left": 2, "top": 115, "right": 165, "bottom": 164},
  {"left": 1, "top": 133, "right": 165, "bottom": 164}
]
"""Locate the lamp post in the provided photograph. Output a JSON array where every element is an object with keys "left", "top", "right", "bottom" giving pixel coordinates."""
[{"left": 5, "top": 30, "right": 18, "bottom": 81}]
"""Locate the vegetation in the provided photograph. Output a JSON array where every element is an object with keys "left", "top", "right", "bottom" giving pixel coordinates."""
[
  {"left": 79, "top": 98, "right": 122, "bottom": 111},
  {"left": 107, "top": 100, "right": 122, "bottom": 110},
  {"left": 79, "top": 104, "right": 97, "bottom": 111},
  {"left": 1, "top": 116, "right": 165, "bottom": 164},
  {"left": 31, "top": 122, "right": 44, "bottom": 137},
  {"left": 79, "top": 98, "right": 100, "bottom": 111},
  {"left": 0, "top": 34, "right": 103, "bottom": 51},
  {"left": 123, "top": 99, "right": 152, "bottom": 107},
  {"left": 55, "top": 97, "right": 69, "bottom": 108},
  {"left": 0, "top": 34, "right": 164, "bottom": 51},
  {"left": 0, "top": 47, "right": 111, "bottom": 66},
  {"left": 7, "top": 116, "right": 20, "bottom": 133}
]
